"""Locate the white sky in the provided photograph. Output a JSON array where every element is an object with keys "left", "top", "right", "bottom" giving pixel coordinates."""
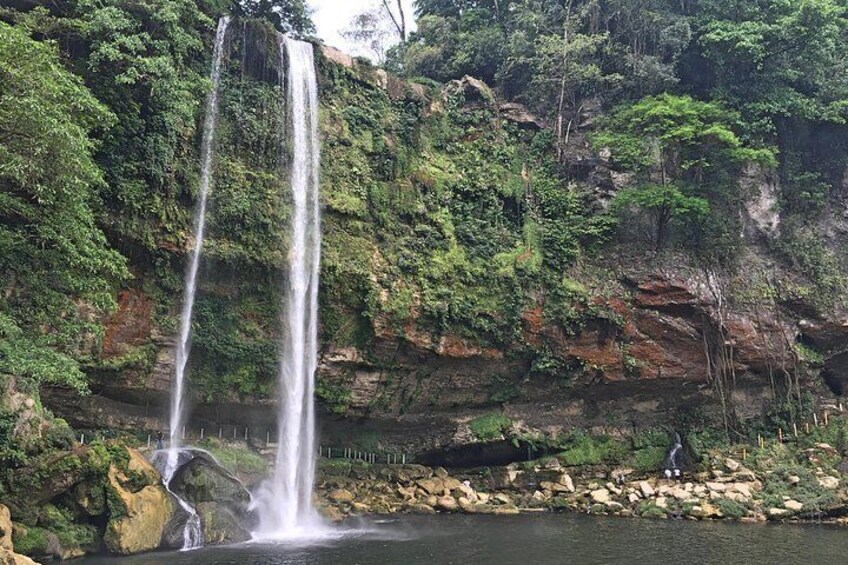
[{"left": 309, "top": 0, "right": 416, "bottom": 57}]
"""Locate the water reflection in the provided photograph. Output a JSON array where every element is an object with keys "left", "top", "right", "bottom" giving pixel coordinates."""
[{"left": 68, "top": 514, "right": 848, "bottom": 565}]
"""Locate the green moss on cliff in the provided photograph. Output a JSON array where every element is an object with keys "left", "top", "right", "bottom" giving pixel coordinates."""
[
  {"left": 470, "top": 413, "right": 512, "bottom": 441},
  {"left": 318, "top": 52, "right": 611, "bottom": 365}
]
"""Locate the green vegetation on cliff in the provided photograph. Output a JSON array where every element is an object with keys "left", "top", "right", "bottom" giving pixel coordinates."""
[
  {"left": 0, "top": 21, "right": 127, "bottom": 395},
  {"left": 320, "top": 59, "right": 610, "bottom": 354},
  {"left": 1, "top": 0, "right": 845, "bottom": 411},
  {"left": 2, "top": 0, "right": 848, "bottom": 479},
  {"left": 594, "top": 93, "right": 775, "bottom": 254}
]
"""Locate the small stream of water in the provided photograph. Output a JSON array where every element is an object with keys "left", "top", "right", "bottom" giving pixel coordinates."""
[{"left": 165, "top": 15, "right": 230, "bottom": 551}]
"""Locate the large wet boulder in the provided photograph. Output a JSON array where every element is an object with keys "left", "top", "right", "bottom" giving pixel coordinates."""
[
  {"left": 103, "top": 449, "right": 174, "bottom": 555},
  {"left": 161, "top": 504, "right": 193, "bottom": 550},
  {"left": 169, "top": 454, "right": 255, "bottom": 544}
]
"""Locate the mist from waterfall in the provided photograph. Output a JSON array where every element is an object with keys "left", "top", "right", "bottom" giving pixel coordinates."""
[
  {"left": 251, "top": 35, "right": 322, "bottom": 540},
  {"left": 164, "top": 15, "right": 230, "bottom": 550}
]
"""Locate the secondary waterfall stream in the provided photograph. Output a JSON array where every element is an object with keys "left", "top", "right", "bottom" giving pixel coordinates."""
[
  {"left": 163, "top": 15, "right": 230, "bottom": 550},
  {"left": 251, "top": 36, "right": 322, "bottom": 539}
]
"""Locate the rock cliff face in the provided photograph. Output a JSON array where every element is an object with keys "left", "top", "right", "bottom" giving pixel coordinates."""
[
  {"left": 314, "top": 266, "right": 800, "bottom": 453},
  {"left": 41, "top": 30, "right": 843, "bottom": 459}
]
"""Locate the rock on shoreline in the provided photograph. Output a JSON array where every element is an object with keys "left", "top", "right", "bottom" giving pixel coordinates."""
[{"left": 314, "top": 451, "right": 847, "bottom": 525}]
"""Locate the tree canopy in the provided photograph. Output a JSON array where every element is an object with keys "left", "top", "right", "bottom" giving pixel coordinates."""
[
  {"left": 233, "top": 0, "right": 315, "bottom": 34},
  {"left": 594, "top": 94, "right": 776, "bottom": 252},
  {"left": 0, "top": 21, "right": 127, "bottom": 392}
]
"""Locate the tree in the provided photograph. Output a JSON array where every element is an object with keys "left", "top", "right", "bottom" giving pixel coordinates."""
[
  {"left": 519, "top": 1, "right": 618, "bottom": 160},
  {"left": 381, "top": 0, "right": 408, "bottom": 41},
  {"left": 615, "top": 184, "right": 708, "bottom": 251},
  {"left": 594, "top": 94, "right": 775, "bottom": 251},
  {"left": 697, "top": 0, "right": 848, "bottom": 134},
  {"left": 233, "top": 0, "right": 315, "bottom": 34},
  {"left": 0, "top": 21, "right": 127, "bottom": 391},
  {"left": 399, "top": 6, "right": 506, "bottom": 82},
  {"left": 600, "top": 0, "right": 693, "bottom": 97},
  {"left": 342, "top": 6, "right": 397, "bottom": 64}
]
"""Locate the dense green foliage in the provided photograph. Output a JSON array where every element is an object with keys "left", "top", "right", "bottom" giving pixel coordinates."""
[
  {"left": 1, "top": 0, "right": 847, "bottom": 439},
  {"left": 390, "top": 0, "right": 848, "bottom": 266},
  {"left": 320, "top": 60, "right": 609, "bottom": 364},
  {"left": 595, "top": 93, "right": 774, "bottom": 253},
  {"left": 396, "top": 0, "right": 848, "bottom": 130},
  {"left": 0, "top": 21, "right": 126, "bottom": 393},
  {"left": 233, "top": 0, "right": 314, "bottom": 34},
  {"left": 469, "top": 413, "right": 512, "bottom": 441},
  {"left": 0, "top": 0, "right": 313, "bottom": 464}
]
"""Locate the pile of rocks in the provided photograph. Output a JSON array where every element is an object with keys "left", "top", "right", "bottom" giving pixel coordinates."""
[
  {"left": 315, "top": 455, "right": 845, "bottom": 523},
  {"left": 316, "top": 464, "right": 527, "bottom": 519}
]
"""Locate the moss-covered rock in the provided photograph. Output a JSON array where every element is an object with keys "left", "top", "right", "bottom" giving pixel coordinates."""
[
  {"left": 169, "top": 454, "right": 254, "bottom": 544},
  {"left": 71, "top": 481, "right": 107, "bottom": 517},
  {"left": 103, "top": 449, "right": 174, "bottom": 555},
  {"left": 0, "top": 505, "right": 39, "bottom": 565}
]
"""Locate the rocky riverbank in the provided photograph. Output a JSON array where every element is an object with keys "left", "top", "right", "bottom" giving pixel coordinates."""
[
  {"left": 6, "top": 421, "right": 848, "bottom": 564},
  {"left": 314, "top": 442, "right": 848, "bottom": 525}
]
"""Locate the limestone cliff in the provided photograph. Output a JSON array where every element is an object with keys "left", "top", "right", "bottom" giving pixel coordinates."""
[{"left": 39, "top": 22, "right": 846, "bottom": 459}]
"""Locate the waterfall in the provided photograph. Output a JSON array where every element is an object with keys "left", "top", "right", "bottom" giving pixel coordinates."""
[
  {"left": 163, "top": 15, "right": 230, "bottom": 551},
  {"left": 168, "top": 14, "right": 229, "bottom": 461},
  {"left": 251, "top": 36, "right": 322, "bottom": 539}
]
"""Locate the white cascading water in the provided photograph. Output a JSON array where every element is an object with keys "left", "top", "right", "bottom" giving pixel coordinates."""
[
  {"left": 162, "top": 15, "right": 230, "bottom": 550},
  {"left": 251, "top": 36, "right": 322, "bottom": 539}
]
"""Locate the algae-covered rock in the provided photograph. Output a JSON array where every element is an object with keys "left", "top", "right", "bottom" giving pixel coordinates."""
[
  {"left": 195, "top": 501, "right": 247, "bottom": 545},
  {"left": 0, "top": 505, "right": 40, "bottom": 565},
  {"left": 72, "top": 481, "right": 107, "bottom": 517},
  {"left": 329, "top": 489, "right": 355, "bottom": 504},
  {"left": 104, "top": 449, "right": 174, "bottom": 555},
  {"left": 0, "top": 508, "right": 12, "bottom": 553},
  {"left": 436, "top": 496, "right": 457, "bottom": 512},
  {"left": 169, "top": 455, "right": 254, "bottom": 544}
]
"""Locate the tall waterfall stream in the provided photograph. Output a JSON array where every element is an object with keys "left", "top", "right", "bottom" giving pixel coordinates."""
[
  {"left": 250, "top": 36, "right": 323, "bottom": 540},
  {"left": 163, "top": 15, "right": 230, "bottom": 551},
  {"left": 162, "top": 22, "right": 323, "bottom": 546}
]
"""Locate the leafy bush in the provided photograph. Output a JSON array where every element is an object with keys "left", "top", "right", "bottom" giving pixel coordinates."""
[
  {"left": 759, "top": 466, "right": 837, "bottom": 513},
  {"left": 315, "top": 378, "right": 352, "bottom": 416},
  {"left": 775, "top": 226, "right": 845, "bottom": 306},
  {"left": 556, "top": 431, "right": 628, "bottom": 466},
  {"left": 637, "top": 500, "right": 667, "bottom": 519},
  {"left": 12, "top": 526, "right": 49, "bottom": 556},
  {"left": 39, "top": 504, "right": 98, "bottom": 551},
  {"left": 0, "top": 407, "right": 27, "bottom": 468},
  {"left": 198, "top": 438, "right": 268, "bottom": 477},
  {"left": 628, "top": 446, "right": 667, "bottom": 473},
  {"left": 716, "top": 498, "right": 747, "bottom": 520}
]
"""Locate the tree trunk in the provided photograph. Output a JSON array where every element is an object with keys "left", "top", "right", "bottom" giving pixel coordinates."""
[
  {"left": 396, "top": 0, "right": 406, "bottom": 40},
  {"left": 555, "top": 0, "right": 575, "bottom": 163},
  {"left": 382, "top": 0, "right": 406, "bottom": 41},
  {"left": 656, "top": 205, "right": 671, "bottom": 252}
]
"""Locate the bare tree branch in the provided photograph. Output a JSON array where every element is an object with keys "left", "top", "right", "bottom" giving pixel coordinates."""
[
  {"left": 381, "top": 0, "right": 406, "bottom": 41},
  {"left": 396, "top": 0, "right": 406, "bottom": 40}
]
